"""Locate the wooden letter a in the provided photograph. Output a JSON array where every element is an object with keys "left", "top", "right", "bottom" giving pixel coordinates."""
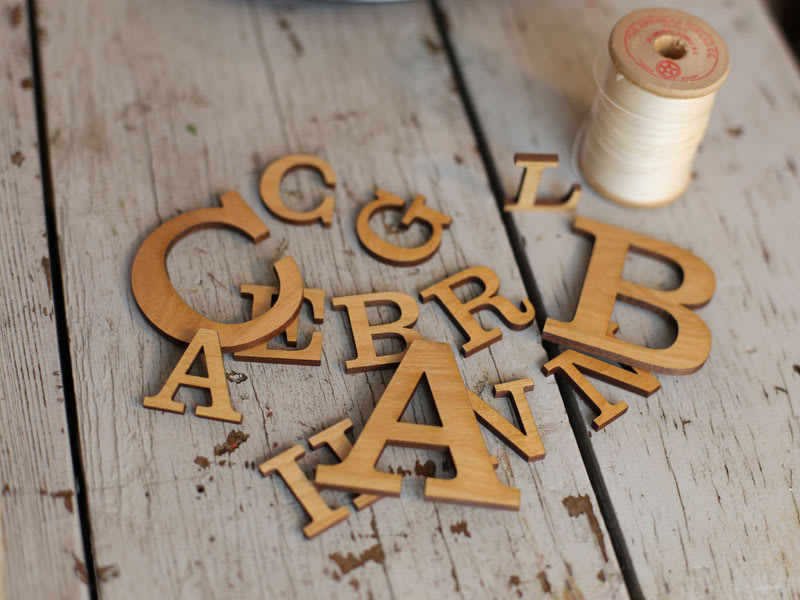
[
  {"left": 143, "top": 328, "right": 242, "bottom": 423},
  {"left": 315, "top": 339, "right": 519, "bottom": 510}
]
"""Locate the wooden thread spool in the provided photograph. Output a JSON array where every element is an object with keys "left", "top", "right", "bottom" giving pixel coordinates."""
[{"left": 579, "top": 8, "right": 730, "bottom": 207}]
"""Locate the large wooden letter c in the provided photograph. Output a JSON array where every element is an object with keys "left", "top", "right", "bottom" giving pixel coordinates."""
[{"left": 131, "top": 191, "right": 304, "bottom": 352}]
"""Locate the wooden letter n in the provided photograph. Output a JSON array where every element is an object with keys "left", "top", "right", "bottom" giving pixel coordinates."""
[{"left": 315, "top": 339, "right": 519, "bottom": 510}]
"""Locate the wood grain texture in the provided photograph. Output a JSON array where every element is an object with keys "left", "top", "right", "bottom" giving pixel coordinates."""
[
  {"left": 442, "top": 0, "right": 800, "bottom": 595},
  {"left": 39, "top": 0, "right": 624, "bottom": 597},
  {"left": 0, "top": 2, "right": 87, "bottom": 597}
]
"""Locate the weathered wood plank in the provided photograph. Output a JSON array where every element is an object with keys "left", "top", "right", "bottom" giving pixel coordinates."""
[
  {"left": 0, "top": 2, "right": 88, "bottom": 597},
  {"left": 442, "top": 0, "right": 800, "bottom": 596},
  {"left": 39, "top": 0, "right": 626, "bottom": 597}
]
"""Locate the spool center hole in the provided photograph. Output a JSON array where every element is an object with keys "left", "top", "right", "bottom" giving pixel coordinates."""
[{"left": 654, "top": 35, "right": 688, "bottom": 60}]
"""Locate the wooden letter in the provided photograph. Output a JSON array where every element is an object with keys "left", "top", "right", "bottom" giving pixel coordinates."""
[
  {"left": 332, "top": 291, "right": 421, "bottom": 373},
  {"left": 308, "top": 420, "right": 381, "bottom": 511},
  {"left": 504, "top": 153, "right": 580, "bottom": 211},
  {"left": 259, "top": 445, "right": 350, "bottom": 538},
  {"left": 130, "top": 191, "right": 304, "bottom": 352},
  {"left": 419, "top": 266, "right": 534, "bottom": 357},
  {"left": 315, "top": 340, "right": 520, "bottom": 510},
  {"left": 356, "top": 189, "right": 452, "bottom": 266},
  {"left": 542, "top": 349, "right": 660, "bottom": 430},
  {"left": 468, "top": 378, "right": 545, "bottom": 461},
  {"left": 542, "top": 218, "right": 716, "bottom": 374},
  {"left": 143, "top": 328, "right": 242, "bottom": 423},
  {"left": 259, "top": 154, "right": 335, "bottom": 227},
  {"left": 234, "top": 285, "right": 325, "bottom": 366}
]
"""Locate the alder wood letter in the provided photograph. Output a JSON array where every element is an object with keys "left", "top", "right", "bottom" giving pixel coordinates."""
[
  {"left": 419, "top": 266, "right": 534, "bottom": 357},
  {"left": 259, "top": 154, "right": 336, "bottom": 227},
  {"left": 468, "top": 378, "right": 545, "bottom": 461},
  {"left": 234, "top": 285, "right": 325, "bottom": 366},
  {"left": 315, "top": 340, "right": 520, "bottom": 510},
  {"left": 308, "top": 419, "right": 381, "bottom": 511},
  {"left": 259, "top": 445, "right": 350, "bottom": 538},
  {"left": 332, "top": 291, "right": 421, "bottom": 373},
  {"left": 542, "top": 349, "right": 660, "bottom": 430},
  {"left": 542, "top": 217, "right": 715, "bottom": 374},
  {"left": 130, "top": 191, "right": 304, "bottom": 352},
  {"left": 504, "top": 153, "right": 580, "bottom": 211},
  {"left": 356, "top": 189, "right": 452, "bottom": 266},
  {"left": 143, "top": 328, "right": 242, "bottom": 423}
]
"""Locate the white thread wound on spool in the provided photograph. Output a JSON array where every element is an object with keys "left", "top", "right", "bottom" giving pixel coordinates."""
[{"left": 579, "top": 8, "right": 730, "bottom": 207}]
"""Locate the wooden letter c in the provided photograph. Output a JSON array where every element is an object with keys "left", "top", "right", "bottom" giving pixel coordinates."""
[
  {"left": 259, "top": 154, "right": 336, "bottom": 227},
  {"left": 131, "top": 191, "right": 304, "bottom": 352},
  {"left": 356, "top": 189, "right": 452, "bottom": 266}
]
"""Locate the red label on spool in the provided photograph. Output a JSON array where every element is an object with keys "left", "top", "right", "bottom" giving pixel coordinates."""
[
  {"left": 624, "top": 14, "right": 719, "bottom": 82},
  {"left": 655, "top": 60, "right": 681, "bottom": 79}
]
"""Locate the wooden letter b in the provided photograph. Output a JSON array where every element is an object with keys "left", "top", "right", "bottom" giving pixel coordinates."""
[{"left": 542, "top": 218, "right": 715, "bottom": 374}]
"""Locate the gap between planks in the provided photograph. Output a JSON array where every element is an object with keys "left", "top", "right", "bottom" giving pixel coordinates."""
[
  {"left": 26, "top": 0, "right": 99, "bottom": 597},
  {"left": 427, "top": 1, "right": 644, "bottom": 598}
]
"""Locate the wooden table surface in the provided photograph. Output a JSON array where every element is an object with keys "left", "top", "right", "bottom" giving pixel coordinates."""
[{"left": 2, "top": 0, "right": 798, "bottom": 598}]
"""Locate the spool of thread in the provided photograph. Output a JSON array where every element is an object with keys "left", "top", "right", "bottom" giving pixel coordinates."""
[{"left": 579, "top": 8, "right": 730, "bottom": 207}]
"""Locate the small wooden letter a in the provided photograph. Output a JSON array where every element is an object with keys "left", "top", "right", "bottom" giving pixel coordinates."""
[
  {"left": 143, "top": 328, "right": 242, "bottom": 424},
  {"left": 315, "top": 339, "right": 519, "bottom": 510}
]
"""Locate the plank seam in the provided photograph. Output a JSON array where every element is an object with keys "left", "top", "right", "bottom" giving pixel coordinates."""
[
  {"left": 427, "top": 1, "right": 644, "bottom": 597},
  {"left": 26, "top": 1, "right": 99, "bottom": 598}
]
